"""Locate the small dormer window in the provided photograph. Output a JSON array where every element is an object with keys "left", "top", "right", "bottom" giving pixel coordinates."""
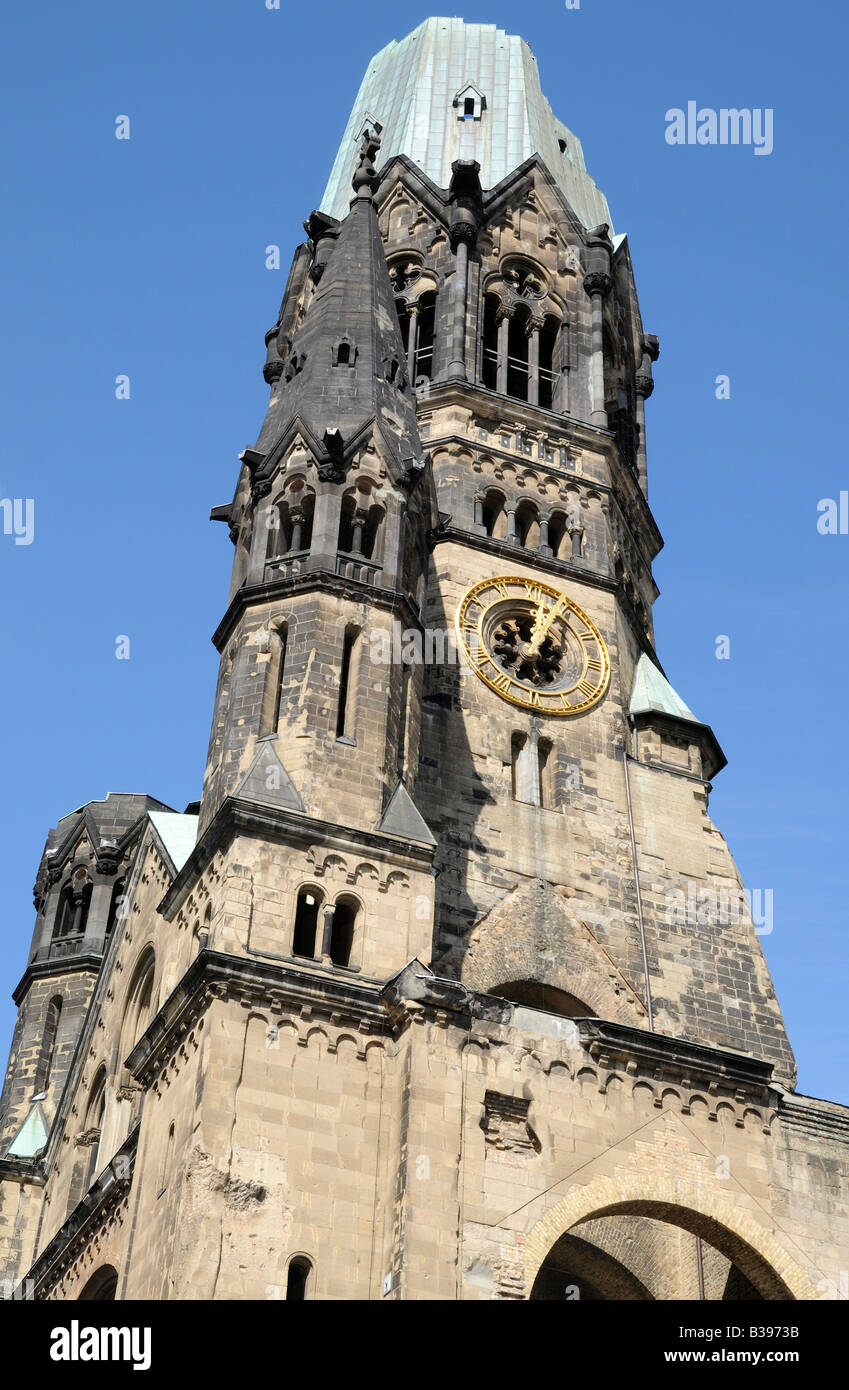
[
  {"left": 332, "top": 338, "right": 356, "bottom": 368},
  {"left": 453, "top": 83, "right": 485, "bottom": 122}
]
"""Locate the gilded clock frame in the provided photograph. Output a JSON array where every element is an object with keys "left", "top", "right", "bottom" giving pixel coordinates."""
[{"left": 454, "top": 575, "right": 611, "bottom": 716}]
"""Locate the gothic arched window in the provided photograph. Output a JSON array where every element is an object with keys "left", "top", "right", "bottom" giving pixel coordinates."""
[
  {"left": 293, "top": 888, "right": 323, "bottom": 959},
  {"left": 286, "top": 1256, "right": 313, "bottom": 1300},
  {"left": 105, "top": 879, "right": 125, "bottom": 939},
  {"left": 35, "top": 995, "right": 62, "bottom": 1094},
  {"left": 515, "top": 500, "right": 540, "bottom": 549},
  {"left": 481, "top": 489, "right": 507, "bottom": 540},
  {"left": 329, "top": 896, "right": 358, "bottom": 968}
]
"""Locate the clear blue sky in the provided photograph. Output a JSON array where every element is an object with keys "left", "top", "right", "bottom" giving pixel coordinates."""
[{"left": 1, "top": 1, "right": 847, "bottom": 1103}]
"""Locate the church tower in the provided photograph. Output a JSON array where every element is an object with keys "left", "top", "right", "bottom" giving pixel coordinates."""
[{"left": 1, "top": 18, "right": 847, "bottom": 1303}]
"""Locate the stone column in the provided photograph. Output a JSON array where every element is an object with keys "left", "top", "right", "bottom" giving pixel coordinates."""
[
  {"left": 320, "top": 904, "right": 336, "bottom": 963},
  {"left": 406, "top": 304, "right": 420, "bottom": 381},
  {"left": 583, "top": 271, "right": 612, "bottom": 428},
  {"left": 527, "top": 323, "right": 541, "bottom": 406},
  {"left": 351, "top": 509, "right": 367, "bottom": 556},
  {"left": 447, "top": 227, "right": 473, "bottom": 379},
  {"left": 496, "top": 306, "right": 513, "bottom": 395},
  {"left": 310, "top": 476, "right": 345, "bottom": 571},
  {"left": 566, "top": 503, "right": 584, "bottom": 560},
  {"left": 246, "top": 482, "right": 273, "bottom": 584},
  {"left": 505, "top": 506, "right": 518, "bottom": 546},
  {"left": 289, "top": 506, "right": 305, "bottom": 554},
  {"left": 635, "top": 334, "right": 660, "bottom": 497},
  {"left": 539, "top": 517, "right": 551, "bottom": 556},
  {"left": 473, "top": 494, "right": 485, "bottom": 530}
]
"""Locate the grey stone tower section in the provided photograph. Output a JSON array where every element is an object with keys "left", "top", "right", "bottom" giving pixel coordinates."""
[
  {"left": 320, "top": 17, "right": 613, "bottom": 232},
  {"left": 0, "top": 794, "right": 171, "bottom": 1156}
]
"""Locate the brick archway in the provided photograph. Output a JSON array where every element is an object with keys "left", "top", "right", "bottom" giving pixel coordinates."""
[{"left": 521, "top": 1173, "right": 816, "bottom": 1301}]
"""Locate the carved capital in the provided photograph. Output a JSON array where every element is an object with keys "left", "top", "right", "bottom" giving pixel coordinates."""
[
  {"left": 583, "top": 271, "right": 612, "bottom": 298},
  {"left": 263, "top": 358, "right": 284, "bottom": 384},
  {"left": 316, "top": 461, "right": 346, "bottom": 484},
  {"left": 450, "top": 218, "right": 478, "bottom": 250}
]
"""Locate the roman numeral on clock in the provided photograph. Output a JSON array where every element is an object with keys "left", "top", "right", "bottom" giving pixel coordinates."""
[{"left": 577, "top": 679, "right": 597, "bottom": 699}]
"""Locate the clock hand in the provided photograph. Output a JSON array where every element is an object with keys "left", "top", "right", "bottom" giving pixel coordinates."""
[{"left": 527, "top": 593, "right": 567, "bottom": 655}]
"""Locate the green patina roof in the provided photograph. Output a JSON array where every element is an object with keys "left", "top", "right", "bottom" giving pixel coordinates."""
[
  {"left": 629, "top": 653, "right": 700, "bottom": 724},
  {"left": 149, "top": 812, "right": 199, "bottom": 874},
  {"left": 5, "top": 1101, "right": 48, "bottom": 1159},
  {"left": 320, "top": 17, "right": 614, "bottom": 232}
]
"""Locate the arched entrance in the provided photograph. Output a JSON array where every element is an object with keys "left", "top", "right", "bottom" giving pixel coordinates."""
[
  {"left": 78, "top": 1264, "right": 119, "bottom": 1301},
  {"left": 521, "top": 1174, "right": 815, "bottom": 1301}
]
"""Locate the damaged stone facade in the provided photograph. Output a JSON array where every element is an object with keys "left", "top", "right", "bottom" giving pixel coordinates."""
[{"left": 1, "top": 19, "right": 847, "bottom": 1301}]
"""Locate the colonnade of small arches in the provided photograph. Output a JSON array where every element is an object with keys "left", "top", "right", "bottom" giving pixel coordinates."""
[{"left": 475, "top": 487, "right": 586, "bottom": 560}]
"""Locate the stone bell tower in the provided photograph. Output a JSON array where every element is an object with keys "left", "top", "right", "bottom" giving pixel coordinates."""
[{"left": 1, "top": 18, "right": 847, "bottom": 1304}]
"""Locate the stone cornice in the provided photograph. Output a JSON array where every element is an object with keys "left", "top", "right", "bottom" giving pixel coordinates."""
[
  {"left": 434, "top": 526, "right": 618, "bottom": 598},
  {"left": 577, "top": 1018, "right": 774, "bottom": 1102},
  {"left": 12, "top": 954, "right": 102, "bottom": 1007},
  {"left": 211, "top": 568, "right": 424, "bottom": 654},
  {"left": 125, "top": 949, "right": 391, "bottom": 1088},
  {"left": 0, "top": 1154, "right": 45, "bottom": 1186},
  {"left": 158, "top": 796, "right": 436, "bottom": 921},
  {"left": 383, "top": 966, "right": 779, "bottom": 1112},
  {"left": 421, "top": 378, "right": 664, "bottom": 559},
  {"left": 23, "top": 1126, "right": 138, "bottom": 1297}
]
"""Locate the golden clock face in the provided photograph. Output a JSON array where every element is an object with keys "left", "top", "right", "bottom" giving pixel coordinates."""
[{"left": 455, "top": 576, "right": 610, "bottom": 716}]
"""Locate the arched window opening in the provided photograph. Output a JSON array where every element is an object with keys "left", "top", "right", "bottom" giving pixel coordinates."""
[
  {"left": 481, "top": 490, "right": 507, "bottom": 540},
  {"left": 53, "top": 874, "right": 92, "bottom": 945},
  {"left": 260, "top": 624, "right": 289, "bottom": 737},
  {"left": 267, "top": 493, "right": 314, "bottom": 560},
  {"left": 395, "top": 299, "right": 412, "bottom": 355},
  {"left": 489, "top": 980, "right": 592, "bottom": 1019},
  {"left": 83, "top": 1065, "right": 108, "bottom": 1190},
  {"left": 120, "top": 948, "right": 156, "bottom": 1076},
  {"left": 286, "top": 1256, "right": 313, "bottom": 1300},
  {"left": 547, "top": 511, "right": 569, "bottom": 560},
  {"left": 329, "top": 897, "right": 358, "bottom": 969},
  {"left": 515, "top": 501, "right": 540, "bottom": 550},
  {"left": 481, "top": 293, "right": 499, "bottom": 391},
  {"left": 54, "top": 884, "right": 75, "bottom": 940},
  {"left": 538, "top": 317, "right": 559, "bottom": 410},
  {"left": 293, "top": 889, "right": 322, "bottom": 959},
  {"left": 512, "top": 732, "right": 529, "bottom": 802},
  {"left": 78, "top": 1265, "right": 119, "bottom": 1302},
  {"left": 336, "top": 625, "right": 362, "bottom": 741},
  {"left": 337, "top": 342, "right": 350, "bottom": 366},
  {"left": 35, "top": 996, "right": 62, "bottom": 1094},
  {"left": 266, "top": 500, "right": 293, "bottom": 559},
  {"left": 158, "top": 1121, "right": 175, "bottom": 1198},
  {"left": 538, "top": 737, "right": 554, "bottom": 809},
  {"left": 338, "top": 492, "right": 383, "bottom": 561},
  {"left": 414, "top": 290, "right": 436, "bottom": 383},
  {"left": 512, "top": 731, "right": 552, "bottom": 808},
  {"left": 105, "top": 879, "right": 125, "bottom": 939},
  {"left": 506, "top": 309, "right": 530, "bottom": 402}
]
